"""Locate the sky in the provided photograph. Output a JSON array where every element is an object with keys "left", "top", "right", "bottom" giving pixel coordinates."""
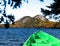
[
  {"left": 1, "top": 0, "right": 60, "bottom": 22},
  {"left": 5, "top": 0, "right": 55, "bottom": 22}
]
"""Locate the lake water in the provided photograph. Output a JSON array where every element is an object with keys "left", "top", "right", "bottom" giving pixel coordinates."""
[{"left": 0, "top": 28, "right": 60, "bottom": 46}]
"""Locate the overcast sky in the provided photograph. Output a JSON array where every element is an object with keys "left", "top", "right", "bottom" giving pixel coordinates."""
[{"left": 5, "top": 0, "right": 55, "bottom": 21}]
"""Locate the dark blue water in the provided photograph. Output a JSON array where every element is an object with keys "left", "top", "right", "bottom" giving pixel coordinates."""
[{"left": 0, "top": 28, "right": 60, "bottom": 46}]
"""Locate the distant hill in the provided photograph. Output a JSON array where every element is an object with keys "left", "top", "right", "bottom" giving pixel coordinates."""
[
  {"left": 16, "top": 16, "right": 32, "bottom": 23},
  {"left": 33, "top": 15, "right": 47, "bottom": 21},
  {"left": 0, "top": 15, "right": 60, "bottom": 28},
  {"left": 10, "top": 15, "right": 60, "bottom": 28}
]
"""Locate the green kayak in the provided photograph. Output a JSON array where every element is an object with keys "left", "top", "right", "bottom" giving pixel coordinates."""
[{"left": 23, "top": 31, "right": 60, "bottom": 46}]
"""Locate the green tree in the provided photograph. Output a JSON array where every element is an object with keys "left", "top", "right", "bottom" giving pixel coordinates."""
[
  {"left": 41, "top": 0, "right": 60, "bottom": 16},
  {"left": 0, "top": 0, "right": 28, "bottom": 28}
]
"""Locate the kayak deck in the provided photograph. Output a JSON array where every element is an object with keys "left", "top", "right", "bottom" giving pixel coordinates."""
[{"left": 23, "top": 31, "right": 60, "bottom": 46}]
